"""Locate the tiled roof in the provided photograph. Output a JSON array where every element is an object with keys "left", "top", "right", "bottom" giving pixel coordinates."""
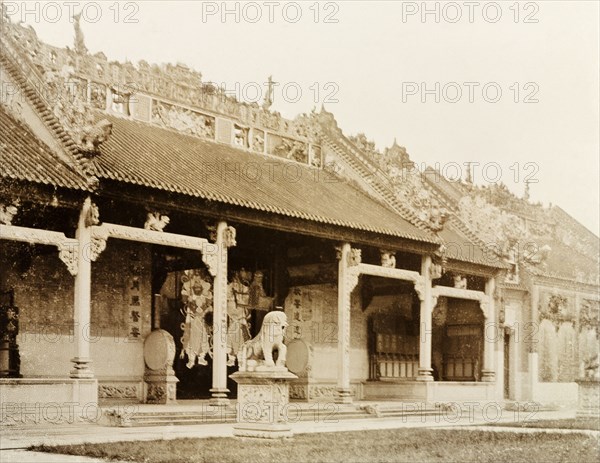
[
  {"left": 318, "top": 126, "right": 501, "bottom": 268},
  {"left": 524, "top": 237, "right": 599, "bottom": 284},
  {"left": 437, "top": 221, "right": 508, "bottom": 269},
  {"left": 94, "top": 115, "right": 438, "bottom": 243},
  {"left": 0, "top": 106, "right": 90, "bottom": 190}
]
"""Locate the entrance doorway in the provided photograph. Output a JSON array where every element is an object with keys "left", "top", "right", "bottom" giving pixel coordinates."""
[{"left": 156, "top": 267, "right": 215, "bottom": 399}]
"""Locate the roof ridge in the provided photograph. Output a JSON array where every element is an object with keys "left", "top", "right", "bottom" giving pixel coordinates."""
[
  {"left": 320, "top": 126, "right": 431, "bottom": 230},
  {"left": 0, "top": 33, "right": 98, "bottom": 188}
]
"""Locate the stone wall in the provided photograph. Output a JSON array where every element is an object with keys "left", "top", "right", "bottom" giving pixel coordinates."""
[
  {"left": 1, "top": 240, "right": 151, "bottom": 385},
  {"left": 284, "top": 283, "right": 369, "bottom": 384}
]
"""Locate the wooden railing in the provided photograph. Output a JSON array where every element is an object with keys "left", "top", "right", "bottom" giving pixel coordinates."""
[
  {"left": 370, "top": 354, "right": 419, "bottom": 380},
  {"left": 443, "top": 355, "right": 480, "bottom": 381}
]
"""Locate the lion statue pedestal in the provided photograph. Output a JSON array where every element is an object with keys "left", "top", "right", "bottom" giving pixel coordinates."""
[{"left": 230, "top": 311, "right": 297, "bottom": 438}]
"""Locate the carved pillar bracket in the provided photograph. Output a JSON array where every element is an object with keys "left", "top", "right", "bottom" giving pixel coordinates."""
[
  {"left": 432, "top": 292, "right": 440, "bottom": 309},
  {"left": 58, "top": 241, "right": 79, "bottom": 276},
  {"left": 201, "top": 243, "right": 219, "bottom": 277},
  {"left": 0, "top": 223, "right": 81, "bottom": 276},
  {"left": 346, "top": 267, "right": 360, "bottom": 293},
  {"left": 479, "top": 299, "right": 489, "bottom": 320},
  {"left": 413, "top": 276, "right": 426, "bottom": 301}
]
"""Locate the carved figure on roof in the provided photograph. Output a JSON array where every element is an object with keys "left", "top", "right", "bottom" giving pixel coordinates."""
[
  {"left": 453, "top": 275, "right": 467, "bottom": 289},
  {"left": 234, "top": 125, "right": 249, "bottom": 148},
  {"left": 383, "top": 139, "right": 413, "bottom": 169},
  {"left": 252, "top": 131, "right": 265, "bottom": 153},
  {"left": 274, "top": 138, "right": 308, "bottom": 164},
  {"left": 85, "top": 202, "right": 100, "bottom": 227},
  {"left": 80, "top": 119, "right": 113, "bottom": 154},
  {"left": 144, "top": 213, "right": 170, "bottom": 232},
  {"left": 72, "top": 11, "right": 88, "bottom": 55},
  {"left": 349, "top": 133, "right": 378, "bottom": 157},
  {"left": 427, "top": 206, "right": 448, "bottom": 233},
  {"left": 380, "top": 250, "right": 396, "bottom": 268},
  {"left": 0, "top": 201, "right": 19, "bottom": 226},
  {"left": 263, "top": 75, "right": 276, "bottom": 110}
]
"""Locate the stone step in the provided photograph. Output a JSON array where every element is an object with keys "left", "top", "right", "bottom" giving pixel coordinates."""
[
  {"left": 104, "top": 404, "right": 447, "bottom": 427},
  {"left": 105, "top": 406, "right": 377, "bottom": 427}
]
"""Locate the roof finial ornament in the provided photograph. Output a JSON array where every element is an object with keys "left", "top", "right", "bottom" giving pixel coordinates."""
[
  {"left": 524, "top": 179, "right": 531, "bottom": 201},
  {"left": 262, "top": 75, "right": 276, "bottom": 110},
  {"left": 465, "top": 161, "right": 473, "bottom": 184},
  {"left": 72, "top": 11, "right": 88, "bottom": 55}
]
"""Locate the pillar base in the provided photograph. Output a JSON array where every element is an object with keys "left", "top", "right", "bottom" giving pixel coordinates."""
[
  {"left": 209, "top": 389, "right": 230, "bottom": 406},
  {"left": 70, "top": 357, "right": 93, "bottom": 379},
  {"left": 481, "top": 369, "right": 496, "bottom": 382},
  {"left": 334, "top": 388, "right": 354, "bottom": 404},
  {"left": 576, "top": 379, "right": 600, "bottom": 418},
  {"left": 144, "top": 370, "right": 178, "bottom": 404},
  {"left": 416, "top": 368, "right": 433, "bottom": 381}
]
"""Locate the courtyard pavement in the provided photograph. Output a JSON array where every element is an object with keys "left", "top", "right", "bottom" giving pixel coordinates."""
[{"left": 1, "top": 408, "right": 597, "bottom": 463}]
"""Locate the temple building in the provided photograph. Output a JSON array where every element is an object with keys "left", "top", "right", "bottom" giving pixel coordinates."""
[{"left": 0, "top": 17, "right": 598, "bottom": 423}]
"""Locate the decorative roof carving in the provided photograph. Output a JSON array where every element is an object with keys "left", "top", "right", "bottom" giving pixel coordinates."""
[
  {"left": 0, "top": 201, "right": 19, "bottom": 225},
  {"left": 380, "top": 250, "right": 396, "bottom": 268},
  {"left": 539, "top": 293, "right": 575, "bottom": 327},
  {"left": 1, "top": 20, "right": 322, "bottom": 164},
  {"left": 144, "top": 212, "right": 170, "bottom": 232},
  {"left": 80, "top": 119, "right": 113, "bottom": 155},
  {"left": 72, "top": 12, "right": 88, "bottom": 56},
  {"left": 580, "top": 299, "right": 600, "bottom": 334},
  {"left": 344, "top": 133, "right": 449, "bottom": 233}
]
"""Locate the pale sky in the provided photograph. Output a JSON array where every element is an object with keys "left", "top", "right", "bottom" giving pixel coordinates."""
[{"left": 5, "top": 0, "right": 600, "bottom": 235}]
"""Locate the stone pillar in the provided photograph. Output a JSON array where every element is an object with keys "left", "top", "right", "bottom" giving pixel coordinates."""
[
  {"left": 417, "top": 255, "right": 433, "bottom": 381},
  {"left": 70, "top": 197, "right": 93, "bottom": 378},
  {"left": 528, "top": 285, "right": 540, "bottom": 400},
  {"left": 335, "top": 243, "right": 359, "bottom": 403},
  {"left": 210, "top": 221, "right": 231, "bottom": 405},
  {"left": 481, "top": 277, "right": 496, "bottom": 382}
]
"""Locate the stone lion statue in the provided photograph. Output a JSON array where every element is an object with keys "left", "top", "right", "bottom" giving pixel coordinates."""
[{"left": 237, "top": 311, "right": 288, "bottom": 372}]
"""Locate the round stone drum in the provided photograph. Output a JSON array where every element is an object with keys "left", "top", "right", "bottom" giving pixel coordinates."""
[
  {"left": 144, "top": 329, "right": 176, "bottom": 371},
  {"left": 285, "top": 339, "right": 311, "bottom": 376}
]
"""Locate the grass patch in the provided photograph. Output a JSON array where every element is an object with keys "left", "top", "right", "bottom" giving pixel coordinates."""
[
  {"left": 32, "top": 428, "right": 599, "bottom": 463},
  {"left": 488, "top": 417, "right": 600, "bottom": 431}
]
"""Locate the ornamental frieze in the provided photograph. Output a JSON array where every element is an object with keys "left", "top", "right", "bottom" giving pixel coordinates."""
[
  {"left": 345, "top": 133, "right": 449, "bottom": 232},
  {"left": 538, "top": 293, "right": 575, "bottom": 328},
  {"left": 151, "top": 100, "right": 215, "bottom": 140},
  {"left": 579, "top": 299, "right": 600, "bottom": 334},
  {"left": 98, "top": 384, "right": 139, "bottom": 399}
]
